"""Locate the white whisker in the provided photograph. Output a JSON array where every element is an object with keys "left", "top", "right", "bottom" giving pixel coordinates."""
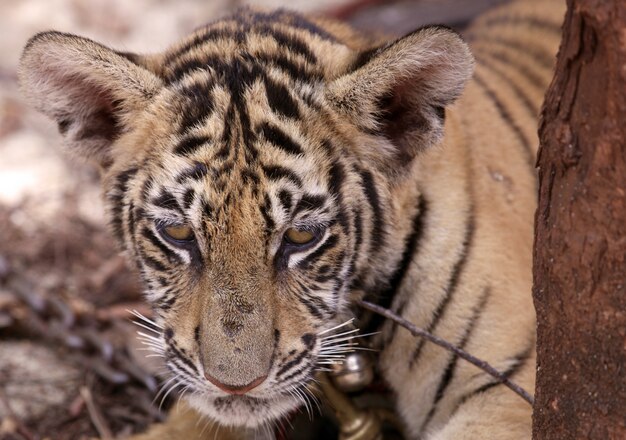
[
  {"left": 153, "top": 376, "right": 177, "bottom": 405},
  {"left": 137, "top": 331, "right": 163, "bottom": 343},
  {"left": 317, "top": 318, "right": 355, "bottom": 335},
  {"left": 320, "top": 328, "right": 360, "bottom": 340},
  {"left": 129, "top": 309, "right": 163, "bottom": 328},
  {"left": 159, "top": 380, "right": 183, "bottom": 410}
]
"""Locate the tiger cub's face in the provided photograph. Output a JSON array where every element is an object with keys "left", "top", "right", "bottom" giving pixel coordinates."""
[{"left": 19, "top": 10, "right": 473, "bottom": 427}]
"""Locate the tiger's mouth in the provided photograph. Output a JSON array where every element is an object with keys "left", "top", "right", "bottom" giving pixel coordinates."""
[{"left": 185, "top": 388, "right": 303, "bottom": 427}]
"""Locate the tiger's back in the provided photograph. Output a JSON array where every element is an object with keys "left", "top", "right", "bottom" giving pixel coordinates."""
[
  {"left": 377, "top": 2, "right": 564, "bottom": 438},
  {"left": 18, "top": 1, "right": 565, "bottom": 439}
]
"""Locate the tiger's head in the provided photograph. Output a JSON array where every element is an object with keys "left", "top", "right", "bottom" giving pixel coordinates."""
[{"left": 19, "top": 9, "right": 473, "bottom": 427}]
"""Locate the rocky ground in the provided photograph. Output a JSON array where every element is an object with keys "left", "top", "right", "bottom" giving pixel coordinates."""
[{"left": 0, "top": 1, "right": 507, "bottom": 438}]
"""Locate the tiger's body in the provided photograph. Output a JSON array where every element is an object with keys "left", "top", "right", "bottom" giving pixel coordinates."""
[{"left": 19, "top": 1, "right": 564, "bottom": 439}]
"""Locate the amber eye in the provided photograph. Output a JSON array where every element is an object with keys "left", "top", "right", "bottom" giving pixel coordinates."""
[
  {"left": 284, "top": 228, "right": 316, "bottom": 245},
  {"left": 161, "top": 224, "right": 194, "bottom": 242}
]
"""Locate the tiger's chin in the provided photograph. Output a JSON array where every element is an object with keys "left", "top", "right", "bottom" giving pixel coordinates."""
[{"left": 185, "top": 391, "right": 301, "bottom": 428}]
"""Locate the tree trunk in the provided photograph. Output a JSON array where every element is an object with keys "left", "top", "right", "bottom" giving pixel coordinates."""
[{"left": 533, "top": 1, "right": 626, "bottom": 439}]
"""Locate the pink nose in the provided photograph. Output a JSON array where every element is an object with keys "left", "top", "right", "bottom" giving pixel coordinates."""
[{"left": 205, "top": 373, "right": 267, "bottom": 395}]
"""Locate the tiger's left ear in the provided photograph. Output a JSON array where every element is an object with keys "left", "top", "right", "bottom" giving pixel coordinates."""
[
  {"left": 326, "top": 26, "right": 474, "bottom": 164},
  {"left": 18, "top": 31, "right": 163, "bottom": 167}
]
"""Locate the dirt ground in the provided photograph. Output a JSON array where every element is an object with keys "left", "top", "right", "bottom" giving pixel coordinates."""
[{"left": 0, "top": 1, "right": 507, "bottom": 439}]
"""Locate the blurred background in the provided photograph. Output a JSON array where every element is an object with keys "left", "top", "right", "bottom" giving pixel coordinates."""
[{"left": 0, "top": 1, "right": 508, "bottom": 438}]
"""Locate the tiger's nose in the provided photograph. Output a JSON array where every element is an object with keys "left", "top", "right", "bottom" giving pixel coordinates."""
[{"left": 205, "top": 373, "right": 268, "bottom": 395}]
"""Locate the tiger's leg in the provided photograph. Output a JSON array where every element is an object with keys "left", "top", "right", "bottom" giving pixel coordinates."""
[{"left": 125, "top": 399, "right": 253, "bottom": 440}]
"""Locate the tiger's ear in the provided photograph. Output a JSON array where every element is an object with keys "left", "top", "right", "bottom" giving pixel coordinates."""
[
  {"left": 19, "top": 31, "right": 163, "bottom": 166},
  {"left": 326, "top": 26, "right": 474, "bottom": 165}
]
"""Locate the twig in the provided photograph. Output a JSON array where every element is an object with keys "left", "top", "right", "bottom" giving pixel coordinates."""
[
  {"left": 357, "top": 299, "right": 535, "bottom": 406},
  {"left": 80, "top": 386, "right": 113, "bottom": 439}
]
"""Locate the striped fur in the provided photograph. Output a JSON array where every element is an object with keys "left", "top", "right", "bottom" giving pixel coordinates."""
[{"left": 18, "top": 1, "right": 564, "bottom": 438}]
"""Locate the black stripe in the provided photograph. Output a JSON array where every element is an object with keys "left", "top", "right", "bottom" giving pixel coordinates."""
[
  {"left": 276, "top": 348, "right": 311, "bottom": 378},
  {"left": 480, "top": 15, "right": 562, "bottom": 36},
  {"left": 109, "top": 167, "right": 139, "bottom": 198},
  {"left": 352, "top": 46, "right": 381, "bottom": 71},
  {"left": 152, "top": 191, "right": 182, "bottom": 212},
  {"left": 177, "top": 81, "right": 214, "bottom": 134},
  {"left": 277, "top": 189, "right": 293, "bottom": 213},
  {"left": 253, "top": 52, "right": 322, "bottom": 82},
  {"left": 244, "top": 141, "right": 259, "bottom": 164},
  {"left": 262, "top": 164, "right": 303, "bottom": 187},
  {"left": 177, "top": 162, "right": 209, "bottom": 183},
  {"left": 297, "top": 295, "right": 324, "bottom": 319},
  {"left": 264, "top": 76, "right": 300, "bottom": 119},
  {"left": 257, "top": 25, "right": 317, "bottom": 64},
  {"left": 157, "top": 294, "right": 178, "bottom": 311},
  {"left": 214, "top": 144, "right": 230, "bottom": 161},
  {"left": 366, "top": 197, "right": 427, "bottom": 337},
  {"left": 298, "top": 235, "right": 339, "bottom": 269},
  {"left": 109, "top": 204, "right": 125, "bottom": 244},
  {"left": 279, "top": 361, "right": 314, "bottom": 385},
  {"left": 169, "top": 345, "right": 199, "bottom": 374},
  {"left": 108, "top": 167, "right": 139, "bottom": 246},
  {"left": 476, "top": 45, "right": 549, "bottom": 90},
  {"left": 474, "top": 56, "right": 539, "bottom": 119},
  {"left": 473, "top": 74, "right": 535, "bottom": 170},
  {"left": 166, "top": 55, "right": 225, "bottom": 84},
  {"left": 167, "top": 58, "right": 205, "bottom": 82},
  {"left": 346, "top": 205, "right": 364, "bottom": 279},
  {"left": 294, "top": 193, "right": 326, "bottom": 213},
  {"left": 450, "top": 342, "right": 534, "bottom": 417},
  {"left": 328, "top": 162, "right": 345, "bottom": 198},
  {"left": 260, "top": 194, "right": 276, "bottom": 234},
  {"left": 140, "top": 177, "right": 153, "bottom": 202},
  {"left": 410, "top": 214, "right": 475, "bottom": 366},
  {"left": 302, "top": 332, "right": 316, "bottom": 348},
  {"left": 317, "top": 265, "right": 331, "bottom": 276},
  {"left": 327, "top": 161, "right": 349, "bottom": 232},
  {"left": 259, "top": 122, "right": 302, "bottom": 155},
  {"left": 202, "top": 199, "right": 215, "bottom": 222},
  {"left": 477, "top": 36, "right": 555, "bottom": 71},
  {"left": 418, "top": 287, "right": 491, "bottom": 435},
  {"left": 241, "top": 168, "right": 261, "bottom": 186},
  {"left": 127, "top": 201, "right": 138, "bottom": 251},
  {"left": 300, "top": 289, "right": 334, "bottom": 316},
  {"left": 183, "top": 189, "right": 195, "bottom": 209},
  {"left": 165, "top": 27, "right": 233, "bottom": 66},
  {"left": 174, "top": 136, "right": 211, "bottom": 156},
  {"left": 314, "top": 263, "right": 339, "bottom": 283},
  {"left": 140, "top": 250, "right": 168, "bottom": 272},
  {"left": 358, "top": 169, "right": 385, "bottom": 253},
  {"left": 263, "top": 10, "right": 338, "bottom": 42}
]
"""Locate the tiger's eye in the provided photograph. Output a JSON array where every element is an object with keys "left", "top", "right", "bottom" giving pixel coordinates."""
[
  {"left": 284, "top": 228, "right": 316, "bottom": 245},
  {"left": 163, "top": 225, "right": 193, "bottom": 242}
]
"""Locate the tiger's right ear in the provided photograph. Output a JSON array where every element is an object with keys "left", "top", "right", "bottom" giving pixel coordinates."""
[
  {"left": 19, "top": 31, "right": 163, "bottom": 166},
  {"left": 326, "top": 26, "right": 474, "bottom": 168}
]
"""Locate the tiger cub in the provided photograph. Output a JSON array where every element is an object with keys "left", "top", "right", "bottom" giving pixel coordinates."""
[{"left": 18, "top": 0, "right": 564, "bottom": 438}]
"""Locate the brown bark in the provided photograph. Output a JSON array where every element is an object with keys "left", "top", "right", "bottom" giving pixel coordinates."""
[{"left": 533, "top": 1, "right": 626, "bottom": 439}]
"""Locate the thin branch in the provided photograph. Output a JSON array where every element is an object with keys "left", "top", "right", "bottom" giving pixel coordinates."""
[
  {"left": 357, "top": 299, "right": 534, "bottom": 406},
  {"left": 80, "top": 386, "right": 113, "bottom": 439}
]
